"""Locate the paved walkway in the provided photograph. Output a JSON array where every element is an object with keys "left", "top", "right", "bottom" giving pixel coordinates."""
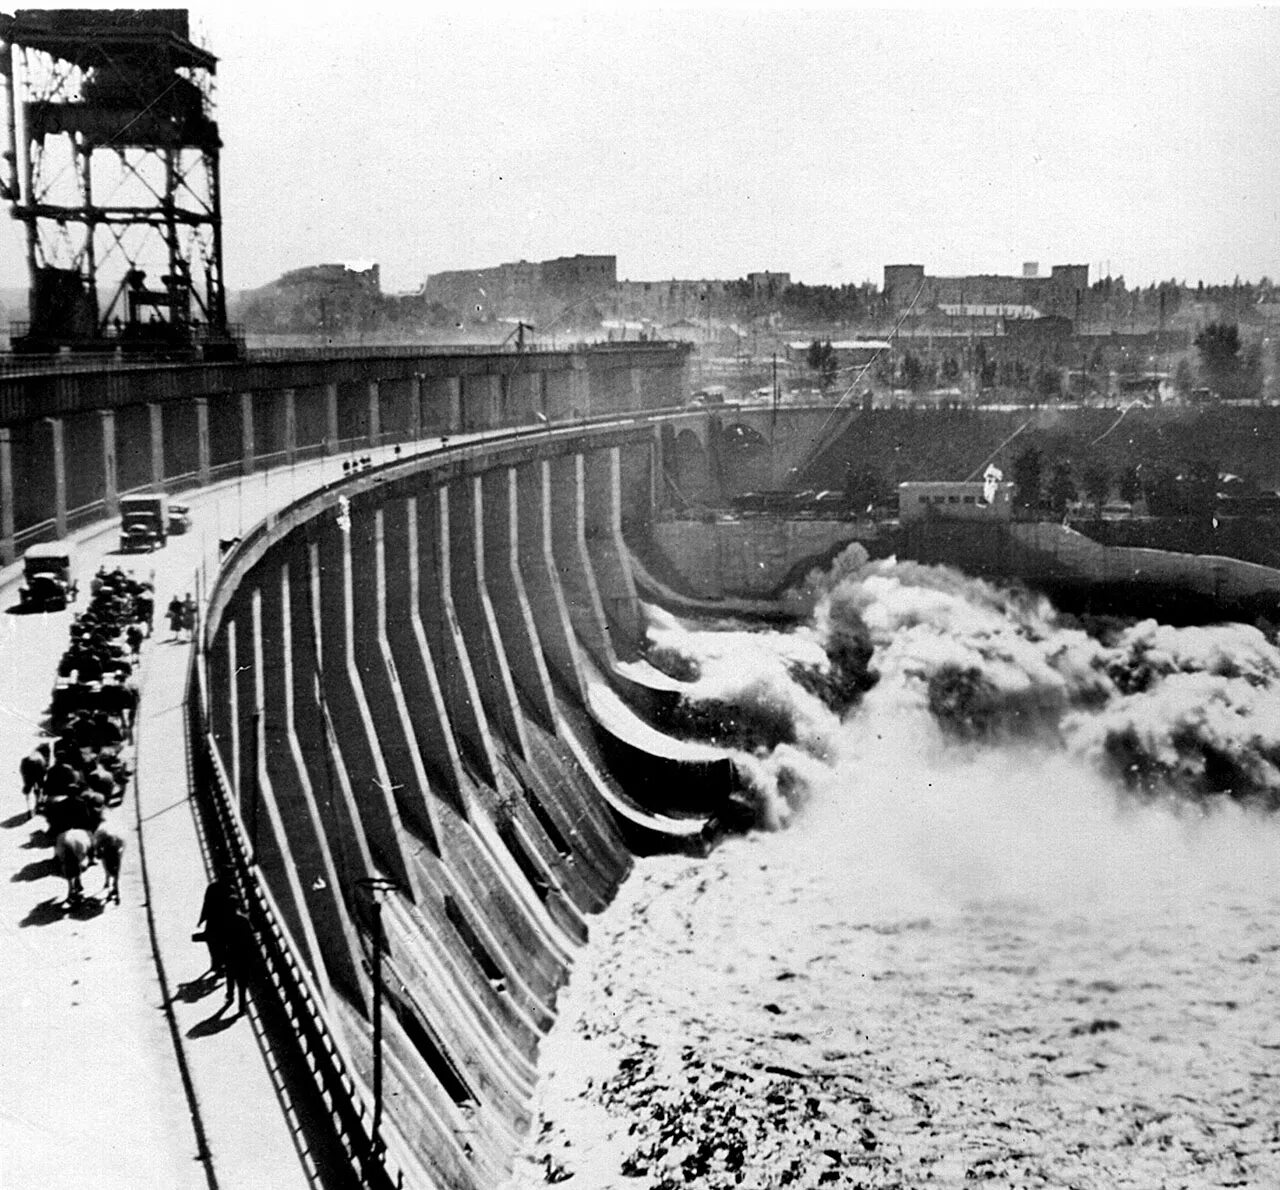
[{"left": 0, "top": 442, "right": 441, "bottom": 1189}]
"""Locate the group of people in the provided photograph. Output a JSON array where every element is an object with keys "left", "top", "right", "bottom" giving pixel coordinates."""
[{"left": 167, "top": 593, "right": 197, "bottom": 641}]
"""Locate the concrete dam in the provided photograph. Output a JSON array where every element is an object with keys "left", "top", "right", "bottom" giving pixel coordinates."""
[
  {"left": 0, "top": 342, "right": 833, "bottom": 1190},
  {"left": 197, "top": 420, "right": 763, "bottom": 1190},
  {"left": 13, "top": 345, "right": 1278, "bottom": 1189}
]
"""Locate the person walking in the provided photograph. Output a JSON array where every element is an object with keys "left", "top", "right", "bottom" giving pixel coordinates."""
[
  {"left": 195, "top": 879, "right": 235, "bottom": 980},
  {"left": 181, "top": 593, "right": 198, "bottom": 642},
  {"left": 166, "top": 596, "right": 183, "bottom": 640}
]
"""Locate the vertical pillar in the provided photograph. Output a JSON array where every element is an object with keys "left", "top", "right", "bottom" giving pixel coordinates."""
[
  {"left": 630, "top": 366, "right": 645, "bottom": 411},
  {"left": 409, "top": 374, "right": 423, "bottom": 442},
  {"left": 445, "top": 376, "right": 461, "bottom": 434},
  {"left": 367, "top": 380, "right": 381, "bottom": 447},
  {"left": 49, "top": 417, "right": 68, "bottom": 540},
  {"left": 283, "top": 387, "right": 297, "bottom": 464},
  {"left": 534, "top": 370, "right": 548, "bottom": 421},
  {"left": 0, "top": 427, "right": 14, "bottom": 565},
  {"left": 99, "top": 409, "right": 119, "bottom": 518},
  {"left": 583, "top": 446, "right": 643, "bottom": 652},
  {"left": 194, "top": 398, "right": 210, "bottom": 486},
  {"left": 240, "top": 391, "right": 256, "bottom": 475},
  {"left": 570, "top": 362, "right": 590, "bottom": 418},
  {"left": 325, "top": 382, "right": 339, "bottom": 454},
  {"left": 148, "top": 402, "right": 164, "bottom": 489}
]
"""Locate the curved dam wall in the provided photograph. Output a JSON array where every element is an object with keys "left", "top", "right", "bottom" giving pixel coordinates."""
[{"left": 193, "top": 419, "right": 738, "bottom": 1189}]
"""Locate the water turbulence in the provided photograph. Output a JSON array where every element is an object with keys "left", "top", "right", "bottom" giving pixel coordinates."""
[{"left": 512, "top": 546, "right": 1280, "bottom": 1188}]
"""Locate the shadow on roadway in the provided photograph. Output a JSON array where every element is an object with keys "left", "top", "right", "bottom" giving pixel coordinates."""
[
  {"left": 11, "top": 856, "right": 57, "bottom": 882},
  {"left": 21, "top": 895, "right": 105, "bottom": 927},
  {"left": 187, "top": 1004, "right": 242, "bottom": 1038}
]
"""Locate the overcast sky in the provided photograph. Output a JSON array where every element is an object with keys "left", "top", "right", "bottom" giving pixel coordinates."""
[{"left": 3, "top": 2, "right": 1279, "bottom": 293}]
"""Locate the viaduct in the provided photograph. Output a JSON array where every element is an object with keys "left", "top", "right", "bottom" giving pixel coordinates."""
[{"left": 0, "top": 341, "right": 838, "bottom": 1190}]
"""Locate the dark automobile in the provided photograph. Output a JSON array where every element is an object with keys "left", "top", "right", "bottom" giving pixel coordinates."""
[
  {"left": 119, "top": 493, "right": 168, "bottom": 553},
  {"left": 168, "top": 503, "right": 192, "bottom": 535},
  {"left": 18, "top": 542, "right": 78, "bottom": 611}
]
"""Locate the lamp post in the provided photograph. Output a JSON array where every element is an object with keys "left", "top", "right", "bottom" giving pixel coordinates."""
[{"left": 356, "top": 875, "right": 399, "bottom": 1171}]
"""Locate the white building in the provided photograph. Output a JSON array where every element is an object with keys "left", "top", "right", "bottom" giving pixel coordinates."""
[{"left": 898, "top": 479, "right": 1013, "bottom": 523}]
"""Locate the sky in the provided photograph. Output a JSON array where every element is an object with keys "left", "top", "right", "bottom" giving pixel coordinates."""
[{"left": 2, "top": 2, "right": 1279, "bottom": 294}]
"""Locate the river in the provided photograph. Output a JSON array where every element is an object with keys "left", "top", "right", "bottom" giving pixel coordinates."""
[{"left": 509, "top": 549, "right": 1280, "bottom": 1188}]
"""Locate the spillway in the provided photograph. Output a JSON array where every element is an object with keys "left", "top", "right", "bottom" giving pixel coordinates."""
[{"left": 195, "top": 417, "right": 742, "bottom": 1189}]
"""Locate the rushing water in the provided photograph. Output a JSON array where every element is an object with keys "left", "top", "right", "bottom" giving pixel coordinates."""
[{"left": 510, "top": 549, "right": 1280, "bottom": 1189}]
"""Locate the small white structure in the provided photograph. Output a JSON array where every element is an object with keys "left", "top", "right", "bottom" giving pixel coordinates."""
[{"left": 898, "top": 479, "right": 1014, "bottom": 523}]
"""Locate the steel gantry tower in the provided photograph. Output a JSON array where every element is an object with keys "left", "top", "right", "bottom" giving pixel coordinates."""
[{"left": 0, "top": 8, "right": 238, "bottom": 357}]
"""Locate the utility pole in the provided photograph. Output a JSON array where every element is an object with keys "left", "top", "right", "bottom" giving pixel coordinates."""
[{"left": 356, "top": 875, "right": 400, "bottom": 1174}]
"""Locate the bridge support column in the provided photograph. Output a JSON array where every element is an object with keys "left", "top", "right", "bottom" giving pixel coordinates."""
[
  {"left": 259, "top": 561, "right": 368, "bottom": 1005},
  {"left": 384, "top": 494, "right": 467, "bottom": 813},
  {"left": 367, "top": 380, "right": 381, "bottom": 447},
  {"left": 236, "top": 587, "right": 347, "bottom": 1004},
  {"left": 515, "top": 460, "right": 585, "bottom": 700},
  {"left": 0, "top": 427, "right": 13, "bottom": 564},
  {"left": 147, "top": 403, "right": 164, "bottom": 489},
  {"left": 583, "top": 446, "right": 643, "bottom": 655},
  {"left": 240, "top": 391, "right": 255, "bottom": 474},
  {"left": 482, "top": 467, "right": 557, "bottom": 730},
  {"left": 549, "top": 453, "right": 616, "bottom": 670},
  {"left": 570, "top": 361, "right": 590, "bottom": 418},
  {"left": 448, "top": 474, "right": 530, "bottom": 758},
  {"left": 324, "top": 383, "right": 339, "bottom": 454},
  {"left": 409, "top": 374, "right": 423, "bottom": 442},
  {"left": 99, "top": 409, "right": 119, "bottom": 519},
  {"left": 282, "top": 388, "right": 297, "bottom": 465},
  {"left": 314, "top": 515, "right": 418, "bottom": 899},
  {"left": 194, "top": 398, "right": 210, "bottom": 487},
  {"left": 629, "top": 366, "right": 645, "bottom": 408},
  {"left": 414, "top": 486, "right": 499, "bottom": 784},
  {"left": 49, "top": 417, "right": 67, "bottom": 539},
  {"left": 445, "top": 376, "right": 462, "bottom": 434}
]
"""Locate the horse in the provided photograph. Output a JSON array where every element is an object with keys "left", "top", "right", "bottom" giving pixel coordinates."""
[
  {"left": 54, "top": 828, "right": 92, "bottom": 904},
  {"left": 19, "top": 741, "right": 53, "bottom": 816},
  {"left": 93, "top": 824, "right": 126, "bottom": 905}
]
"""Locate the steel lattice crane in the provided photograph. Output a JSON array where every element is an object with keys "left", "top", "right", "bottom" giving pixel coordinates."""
[{"left": 0, "top": 8, "right": 239, "bottom": 358}]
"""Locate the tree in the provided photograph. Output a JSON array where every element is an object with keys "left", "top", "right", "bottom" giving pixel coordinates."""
[
  {"left": 1047, "top": 462, "right": 1077, "bottom": 517},
  {"left": 1185, "top": 457, "right": 1220, "bottom": 520},
  {"left": 1082, "top": 462, "right": 1110, "bottom": 517},
  {"left": 973, "top": 342, "right": 997, "bottom": 389},
  {"left": 807, "top": 339, "right": 838, "bottom": 391},
  {"left": 1238, "top": 340, "right": 1264, "bottom": 402},
  {"left": 1011, "top": 446, "right": 1043, "bottom": 511},
  {"left": 1035, "top": 364, "right": 1062, "bottom": 401},
  {"left": 1194, "top": 322, "right": 1242, "bottom": 397},
  {"left": 901, "top": 351, "right": 927, "bottom": 392},
  {"left": 1144, "top": 466, "right": 1181, "bottom": 517},
  {"left": 1173, "top": 357, "right": 1194, "bottom": 398}
]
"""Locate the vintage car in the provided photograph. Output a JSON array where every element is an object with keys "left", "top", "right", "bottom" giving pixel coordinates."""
[
  {"left": 119, "top": 492, "right": 168, "bottom": 553},
  {"left": 167, "top": 503, "right": 192, "bottom": 535},
  {"left": 18, "top": 541, "right": 78, "bottom": 611}
]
